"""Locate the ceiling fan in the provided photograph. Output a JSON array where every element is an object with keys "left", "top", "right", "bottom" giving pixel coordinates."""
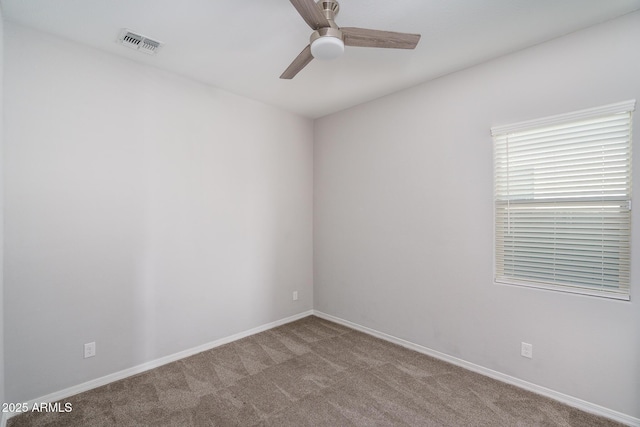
[{"left": 281, "top": 0, "right": 421, "bottom": 79}]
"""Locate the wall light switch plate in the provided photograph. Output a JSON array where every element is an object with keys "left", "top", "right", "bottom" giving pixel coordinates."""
[{"left": 293, "top": 291, "right": 298, "bottom": 301}]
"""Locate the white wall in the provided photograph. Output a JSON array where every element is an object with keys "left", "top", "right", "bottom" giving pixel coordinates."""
[
  {"left": 314, "top": 11, "right": 640, "bottom": 419},
  {"left": 4, "top": 23, "right": 313, "bottom": 402}
]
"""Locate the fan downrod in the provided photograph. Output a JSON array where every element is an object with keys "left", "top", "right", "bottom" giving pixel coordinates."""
[{"left": 317, "top": 0, "right": 340, "bottom": 23}]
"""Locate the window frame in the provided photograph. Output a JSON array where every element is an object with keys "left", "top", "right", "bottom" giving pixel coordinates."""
[{"left": 491, "top": 100, "right": 635, "bottom": 300}]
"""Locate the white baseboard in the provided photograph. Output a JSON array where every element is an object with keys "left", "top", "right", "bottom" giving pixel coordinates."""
[
  {"left": 3, "top": 310, "right": 314, "bottom": 424},
  {"left": 313, "top": 310, "right": 639, "bottom": 427}
]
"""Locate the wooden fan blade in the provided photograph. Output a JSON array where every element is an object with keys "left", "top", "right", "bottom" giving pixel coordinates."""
[
  {"left": 289, "top": 0, "right": 330, "bottom": 30},
  {"left": 280, "top": 45, "right": 314, "bottom": 79},
  {"left": 342, "top": 27, "right": 421, "bottom": 49}
]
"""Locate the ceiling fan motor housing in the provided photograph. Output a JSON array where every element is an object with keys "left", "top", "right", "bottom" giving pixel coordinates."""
[{"left": 310, "top": 1, "right": 343, "bottom": 60}]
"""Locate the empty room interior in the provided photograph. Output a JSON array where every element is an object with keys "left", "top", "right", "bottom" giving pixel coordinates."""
[{"left": 0, "top": 0, "right": 639, "bottom": 426}]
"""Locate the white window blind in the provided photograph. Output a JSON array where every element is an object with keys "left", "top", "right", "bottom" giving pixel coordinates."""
[{"left": 492, "top": 100, "right": 634, "bottom": 300}]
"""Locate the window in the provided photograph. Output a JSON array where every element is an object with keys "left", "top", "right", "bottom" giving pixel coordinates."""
[{"left": 492, "top": 100, "right": 635, "bottom": 300}]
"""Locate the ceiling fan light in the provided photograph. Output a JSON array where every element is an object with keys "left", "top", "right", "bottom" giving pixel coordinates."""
[{"left": 310, "top": 36, "right": 345, "bottom": 60}]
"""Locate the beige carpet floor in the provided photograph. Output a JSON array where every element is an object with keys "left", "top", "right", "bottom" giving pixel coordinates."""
[{"left": 8, "top": 315, "right": 624, "bottom": 426}]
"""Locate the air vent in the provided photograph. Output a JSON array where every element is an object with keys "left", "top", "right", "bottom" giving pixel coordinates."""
[{"left": 118, "top": 29, "right": 162, "bottom": 55}]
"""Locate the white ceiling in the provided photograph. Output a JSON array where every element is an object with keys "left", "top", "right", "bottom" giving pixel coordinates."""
[{"left": 3, "top": 0, "right": 640, "bottom": 118}]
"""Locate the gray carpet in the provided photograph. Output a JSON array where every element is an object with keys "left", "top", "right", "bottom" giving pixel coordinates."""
[{"left": 8, "top": 315, "right": 624, "bottom": 426}]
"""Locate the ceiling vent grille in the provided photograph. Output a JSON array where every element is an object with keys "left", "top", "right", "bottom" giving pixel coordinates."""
[{"left": 118, "top": 29, "right": 162, "bottom": 55}]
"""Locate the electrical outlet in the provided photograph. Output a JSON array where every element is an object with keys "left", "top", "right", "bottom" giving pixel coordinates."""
[
  {"left": 521, "top": 342, "right": 533, "bottom": 359},
  {"left": 84, "top": 342, "right": 96, "bottom": 359},
  {"left": 292, "top": 291, "right": 298, "bottom": 301}
]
